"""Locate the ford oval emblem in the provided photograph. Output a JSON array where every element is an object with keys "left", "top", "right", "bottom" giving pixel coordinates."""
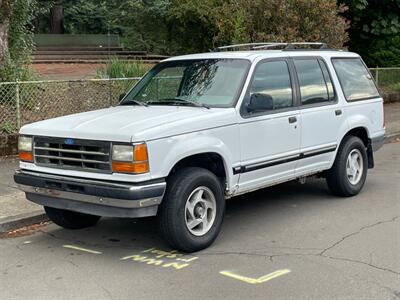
[{"left": 65, "top": 138, "right": 74, "bottom": 145}]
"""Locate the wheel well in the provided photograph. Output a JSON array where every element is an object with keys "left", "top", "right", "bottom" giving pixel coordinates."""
[
  {"left": 344, "top": 127, "right": 369, "bottom": 147},
  {"left": 342, "top": 127, "right": 374, "bottom": 168},
  {"left": 169, "top": 153, "right": 227, "bottom": 181}
]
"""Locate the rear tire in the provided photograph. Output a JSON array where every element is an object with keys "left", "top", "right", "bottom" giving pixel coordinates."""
[
  {"left": 158, "top": 167, "right": 225, "bottom": 253},
  {"left": 44, "top": 206, "right": 101, "bottom": 229},
  {"left": 326, "top": 136, "right": 368, "bottom": 197}
]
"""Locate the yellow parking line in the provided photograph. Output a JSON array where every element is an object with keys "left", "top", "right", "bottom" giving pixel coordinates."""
[
  {"left": 63, "top": 244, "right": 102, "bottom": 254},
  {"left": 219, "top": 269, "right": 291, "bottom": 284}
]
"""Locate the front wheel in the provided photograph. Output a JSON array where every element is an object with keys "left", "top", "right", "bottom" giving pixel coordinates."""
[
  {"left": 158, "top": 167, "right": 225, "bottom": 253},
  {"left": 326, "top": 136, "right": 368, "bottom": 197},
  {"left": 44, "top": 206, "right": 101, "bottom": 229}
]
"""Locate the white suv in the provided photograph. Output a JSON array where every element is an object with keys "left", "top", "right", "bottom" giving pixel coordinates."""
[{"left": 15, "top": 43, "right": 385, "bottom": 252}]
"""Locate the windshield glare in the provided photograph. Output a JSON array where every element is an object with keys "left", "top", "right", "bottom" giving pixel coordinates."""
[{"left": 121, "top": 59, "right": 250, "bottom": 107}]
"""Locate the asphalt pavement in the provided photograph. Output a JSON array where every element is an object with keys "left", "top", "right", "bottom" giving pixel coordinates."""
[{"left": 0, "top": 142, "right": 399, "bottom": 300}]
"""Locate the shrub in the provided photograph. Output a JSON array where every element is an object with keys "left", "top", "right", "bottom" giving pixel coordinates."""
[{"left": 96, "top": 57, "right": 151, "bottom": 79}]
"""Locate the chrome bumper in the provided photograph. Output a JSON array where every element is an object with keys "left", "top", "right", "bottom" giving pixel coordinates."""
[{"left": 14, "top": 170, "right": 166, "bottom": 218}]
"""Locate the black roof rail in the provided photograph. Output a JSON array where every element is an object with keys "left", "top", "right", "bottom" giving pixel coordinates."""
[{"left": 213, "top": 42, "right": 330, "bottom": 52}]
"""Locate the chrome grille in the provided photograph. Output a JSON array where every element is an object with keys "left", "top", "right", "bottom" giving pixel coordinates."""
[{"left": 33, "top": 136, "right": 111, "bottom": 173}]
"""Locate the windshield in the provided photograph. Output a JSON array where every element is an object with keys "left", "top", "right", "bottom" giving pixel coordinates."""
[{"left": 121, "top": 59, "right": 250, "bottom": 107}]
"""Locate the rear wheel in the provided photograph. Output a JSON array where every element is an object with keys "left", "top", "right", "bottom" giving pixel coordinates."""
[
  {"left": 158, "top": 167, "right": 225, "bottom": 253},
  {"left": 326, "top": 136, "right": 368, "bottom": 197},
  {"left": 44, "top": 206, "right": 101, "bottom": 229}
]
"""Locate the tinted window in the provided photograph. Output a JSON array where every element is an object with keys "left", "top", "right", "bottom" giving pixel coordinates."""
[
  {"left": 332, "top": 58, "right": 379, "bottom": 101},
  {"left": 248, "top": 60, "right": 293, "bottom": 110},
  {"left": 294, "top": 59, "right": 330, "bottom": 105}
]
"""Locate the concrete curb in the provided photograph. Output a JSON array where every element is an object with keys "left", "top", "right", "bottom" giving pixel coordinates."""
[{"left": 0, "top": 211, "right": 48, "bottom": 233}]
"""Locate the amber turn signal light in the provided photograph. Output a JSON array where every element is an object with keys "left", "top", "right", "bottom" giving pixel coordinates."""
[
  {"left": 19, "top": 151, "right": 33, "bottom": 162},
  {"left": 112, "top": 161, "right": 149, "bottom": 173},
  {"left": 133, "top": 143, "right": 148, "bottom": 161}
]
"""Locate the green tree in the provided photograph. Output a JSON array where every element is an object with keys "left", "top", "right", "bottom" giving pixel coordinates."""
[
  {"left": 0, "top": 0, "right": 36, "bottom": 81},
  {"left": 34, "top": 0, "right": 350, "bottom": 55},
  {"left": 0, "top": 0, "right": 11, "bottom": 68},
  {"left": 341, "top": 0, "right": 400, "bottom": 66},
  {"left": 215, "top": 0, "right": 349, "bottom": 48}
]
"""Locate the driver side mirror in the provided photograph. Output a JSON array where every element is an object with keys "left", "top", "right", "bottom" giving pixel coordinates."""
[{"left": 247, "top": 93, "right": 273, "bottom": 113}]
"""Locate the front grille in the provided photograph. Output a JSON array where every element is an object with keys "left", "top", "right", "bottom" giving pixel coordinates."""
[{"left": 33, "top": 136, "right": 111, "bottom": 173}]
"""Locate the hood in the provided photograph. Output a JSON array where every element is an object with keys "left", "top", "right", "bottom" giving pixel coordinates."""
[{"left": 20, "top": 105, "right": 237, "bottom": 142}]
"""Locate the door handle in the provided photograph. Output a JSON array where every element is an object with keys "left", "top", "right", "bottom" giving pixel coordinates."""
[
  {"left": 288, "top": 116, "right": 297, "bottom": 124},
  {"left": 335, "top": 109, "right": 342, "bottom": 116}
]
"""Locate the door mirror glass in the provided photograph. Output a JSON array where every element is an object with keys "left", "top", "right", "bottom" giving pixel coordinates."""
[{"left": 247, "top": 93, "right": 273, "bottom": 112}]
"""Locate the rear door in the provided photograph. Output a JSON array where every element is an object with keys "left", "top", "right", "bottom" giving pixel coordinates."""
[{"left": 293, "top": 57, "right": 344, "bottom": 175}]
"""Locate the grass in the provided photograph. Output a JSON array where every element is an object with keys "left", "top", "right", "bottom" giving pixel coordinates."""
[
  {"left": 388, "top": 82, "right": 400, "bottom": 92},
  {"left": 96, "top": 57, "right": 151, "bottom": 79}
]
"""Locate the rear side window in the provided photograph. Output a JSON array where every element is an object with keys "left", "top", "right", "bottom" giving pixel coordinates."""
[
  {"left": 332, "top": 58, "right": 379, "bottom": 101},
  {"left": 294, "top": 59, "right": 331, "bottom": 105}
]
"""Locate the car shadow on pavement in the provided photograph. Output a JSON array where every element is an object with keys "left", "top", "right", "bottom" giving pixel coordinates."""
[{"left": 28, "top": 177, "right": 342, "bottom": 255}]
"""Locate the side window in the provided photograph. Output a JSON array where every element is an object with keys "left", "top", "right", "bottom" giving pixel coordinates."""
[
  {"left": 294, "top": 59, "right": 330, "bottom": 105},
  {"left": 247, "top": 60, "right": 293, "bottom": 112},
  {"left": 332, "top": 58, "right": 379, "bottom": 101}
]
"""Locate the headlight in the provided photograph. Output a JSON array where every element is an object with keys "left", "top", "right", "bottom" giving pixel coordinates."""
[
  {"left": 112, "top": 145, "right": 134, "bottom": 161},
  {"left": 111, "top": 143, "right": 149, "bottom": 173},
  {"left": 18, "top": 136, "right": 33, "bottom": 162}
]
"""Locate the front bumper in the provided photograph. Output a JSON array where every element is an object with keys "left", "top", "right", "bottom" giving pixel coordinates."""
[{"left": 14, "top": 170, "right": 166, "bottom": 218}]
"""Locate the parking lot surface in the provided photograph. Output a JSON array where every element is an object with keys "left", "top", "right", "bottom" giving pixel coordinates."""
[{"left": 1, "top": 142, "right": 399, "bottom": 300}]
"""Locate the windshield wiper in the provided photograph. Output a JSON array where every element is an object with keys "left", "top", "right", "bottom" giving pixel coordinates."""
[
  {"left": 119, "top": 99, "right": 148, "bottom": 107},
  {"left": 147, "top": 98, "right": 210, "bottom": 109}
]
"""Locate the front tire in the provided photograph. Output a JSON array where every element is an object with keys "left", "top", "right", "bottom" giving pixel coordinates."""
[
  {"left": 158, "top": 167, "right": 225, "bottom": 253},
  {"left": 44, "top": 206, "right": 101, "bottom": 229},
  {"left": 326, "top": 136, "right": 368, "bottom": 197}
]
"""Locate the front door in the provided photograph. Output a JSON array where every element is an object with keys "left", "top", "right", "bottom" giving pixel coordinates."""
[{"left": 236, "top": 58, "right": 301, "bottom": 193}]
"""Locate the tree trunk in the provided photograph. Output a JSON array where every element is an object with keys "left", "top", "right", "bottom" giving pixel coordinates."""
[
  {"left": 0, "top": 0, "right": 11, "bottom": 63},
  {"left": 50, "top": 1, "right": 64, "bottom": 34}
]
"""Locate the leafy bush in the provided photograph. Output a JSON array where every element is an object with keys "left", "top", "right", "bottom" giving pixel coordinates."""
[
  {"left": 389, "top": 83, "right": 400, "bottom": 92},
  {"left": 216, "top": 0, "right": 349, "bottom": 49},
  {"left": 368, "top": 36, "right": 400, "bottom": 67},
  {"left": 1, "top": 121, "right": 15, "bottom": 134},
  {"left": 96, "top": 57, "right": 151, "bottom": 79}
]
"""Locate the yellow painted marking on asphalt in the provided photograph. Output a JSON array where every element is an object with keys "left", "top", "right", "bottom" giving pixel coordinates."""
[
  {"left": 63, "top": 244, "right": 102, "bottom": 254},
  {"left": 219, "top": 269, "right": 291, "bottom": 284},
  {"left": 120, "top": 248, "right": 198, "bottom": 270}
]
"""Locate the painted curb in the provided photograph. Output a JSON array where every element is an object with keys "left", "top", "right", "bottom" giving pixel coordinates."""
[{"left": 0, "top": 211, "right": 48, "bottom": 233}]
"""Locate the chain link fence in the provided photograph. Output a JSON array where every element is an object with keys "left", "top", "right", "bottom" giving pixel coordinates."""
[
  {"left": 1, "top": 67, "right": 400, "bottom": 136},
  {"left": 0, "top": 77, "right": 140, "bottom": 135},
  {"left": 369, "top": 67, "right": 400, "bottom": 93}
]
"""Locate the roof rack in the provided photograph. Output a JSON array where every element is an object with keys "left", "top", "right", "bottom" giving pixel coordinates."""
[{"left": 213, "top": 42, "right": 329, "bottom": 52}]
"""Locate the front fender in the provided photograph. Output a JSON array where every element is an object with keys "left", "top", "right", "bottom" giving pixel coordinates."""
[{"left": 147, "top": 130, "right": 239, "bottom": 190}]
